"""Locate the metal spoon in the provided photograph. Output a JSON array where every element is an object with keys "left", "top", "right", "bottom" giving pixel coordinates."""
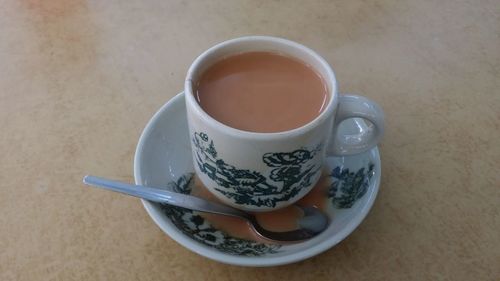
[{"left": 83, "top": 175, "right": 328, "bottom": 242}]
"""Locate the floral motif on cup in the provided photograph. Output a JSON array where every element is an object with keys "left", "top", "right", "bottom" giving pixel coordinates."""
[{"left": 192, "top": 132, "right": 322, "bottom": 208}]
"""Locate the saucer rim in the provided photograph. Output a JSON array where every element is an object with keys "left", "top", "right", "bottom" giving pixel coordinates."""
[{"left": 134, "top": 92, "right": 381, "bottom": 267}]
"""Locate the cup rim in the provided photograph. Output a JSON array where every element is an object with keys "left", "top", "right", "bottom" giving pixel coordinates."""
[{"left": 185, "top": 36, "right": 338, "bottom": 140}]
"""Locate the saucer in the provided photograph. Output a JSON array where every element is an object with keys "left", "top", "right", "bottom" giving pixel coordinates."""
[{"left": 134, "top": 92, "right": 381, "bottom": 266}]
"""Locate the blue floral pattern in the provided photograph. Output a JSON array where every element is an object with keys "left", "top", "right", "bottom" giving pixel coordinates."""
[
  {"left": 192, "top": 132, "right": 322, "bottom": 208},
  {"left": 328, "top": 163, "right": 375, "bottom": 208},
  {"left": 158, "top": 161, "right": 375, "bottom": 256},
  {"left": 160, "top": 174, "right": 282, "bottom": 256}
]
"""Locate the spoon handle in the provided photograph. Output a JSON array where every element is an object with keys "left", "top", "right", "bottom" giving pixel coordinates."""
[{"left": 83, "top": 175, "right": 249, "bottom": 219}]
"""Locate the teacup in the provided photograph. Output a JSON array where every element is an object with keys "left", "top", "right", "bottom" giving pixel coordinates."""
[{"left": 185, "top": 36, "right": 384, "bottom": 212}]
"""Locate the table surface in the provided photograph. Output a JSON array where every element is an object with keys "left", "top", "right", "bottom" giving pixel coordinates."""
[{"left": 1, "top": 0, "right": 499, "bottom": 280}]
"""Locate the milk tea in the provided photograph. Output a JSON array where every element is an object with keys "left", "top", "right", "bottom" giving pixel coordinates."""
[{"left": 195, "top": 52, "right": 328, "bottom": 133}]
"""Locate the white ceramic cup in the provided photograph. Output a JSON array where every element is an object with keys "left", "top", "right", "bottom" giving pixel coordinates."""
[{"left": 185, "top": 36, "right": 384, "bottom": 212}]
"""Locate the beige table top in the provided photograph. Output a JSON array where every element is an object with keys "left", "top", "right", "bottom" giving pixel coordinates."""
[{"left": 1, "top": 0, "right": 499, "bottom": 280}]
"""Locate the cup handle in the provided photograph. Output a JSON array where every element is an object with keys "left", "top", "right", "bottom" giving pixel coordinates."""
[{"left": 327, "top": 94, "right": 384, "bottom": 156}]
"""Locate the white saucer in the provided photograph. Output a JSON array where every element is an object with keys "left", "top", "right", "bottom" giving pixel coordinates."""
[{"left": 134, "top": 92, "right": 381, "bottom": 267}]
